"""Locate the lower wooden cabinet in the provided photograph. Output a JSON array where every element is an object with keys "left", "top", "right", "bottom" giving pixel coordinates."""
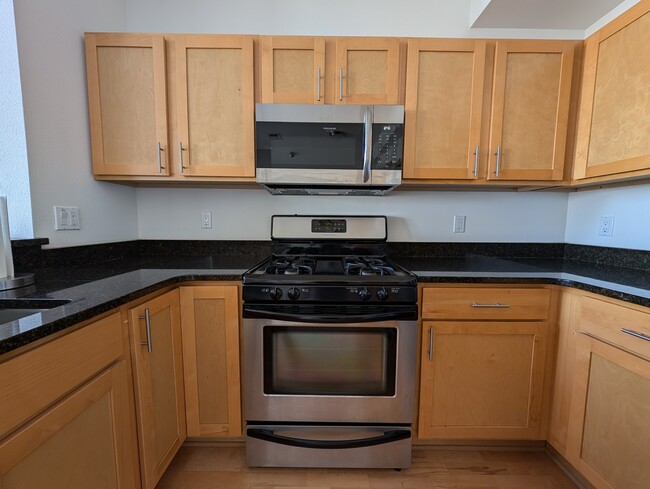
[
  {"left": 417, "top": 286, "right": 553, "bottom": 440},
  {"left": 565, "top": 296, "right": 650, "bottom": 489},
  {"left": 419, "top": 320, "right": 549, "bottom": 439},
  {"left": 129, "top": 289, "right": 186, "bottom": 489},
  {"left": 0, "top": 312, "right": 139, "bottom": 489},
  {"left": 180, "top": 284, "right": 242, "bottom": 438}
]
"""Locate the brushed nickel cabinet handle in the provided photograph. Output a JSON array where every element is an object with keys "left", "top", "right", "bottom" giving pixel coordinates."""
[
  {"left": 473, "top": 144, "right": 479, "bottom": 177},
  {"left": 428, "top": 326, "right": 434, "bottom": 363},
  {"left": 621, "top": 328, "right": 650, "bottom": 342},
  {"left": 339, "top": 67, "right": 343, "bottom": 101},
  {"left": 179, "top": 141, "right": 185, "bottom": 174},
  {"left": 317, "top": 67, "right": 321, "bottom": 102},
  {"left": 472, "top": 303, "right": 510, "bottom": 308},
  {"left": 139, "top": 308, "right": 152, "bottom": 353},
  {"left": 495, "top": 145, "right": 502, "bottom": 177},
  {"left": 157, "top": 142, "right": 164, "bottom": 173}
]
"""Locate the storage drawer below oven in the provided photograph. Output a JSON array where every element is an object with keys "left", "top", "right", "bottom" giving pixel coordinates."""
[{"left": 246, "top": 424, "right": 412, "bottom": 468}]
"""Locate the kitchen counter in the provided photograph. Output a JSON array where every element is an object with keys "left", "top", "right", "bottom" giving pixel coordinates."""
[{"left": 1, "top": 252, "right": 648, "bottom": 356}]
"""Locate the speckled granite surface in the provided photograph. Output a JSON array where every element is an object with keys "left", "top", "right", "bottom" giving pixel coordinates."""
[{"left": 1, "top": 242, "right": 648, "bottom": 356}]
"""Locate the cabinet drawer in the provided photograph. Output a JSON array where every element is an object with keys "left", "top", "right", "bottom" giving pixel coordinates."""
[
  {"left": 579, "top": 296, "right": 650, "bottom": 360},
  {"left": 0, "top": 312, "right": 123, "bottom": 439},
  {"left": 422, "top": 287, "right": 551, "bottom": 320}
]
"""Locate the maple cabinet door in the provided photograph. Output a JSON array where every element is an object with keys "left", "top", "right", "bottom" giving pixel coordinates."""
[{"left": 85, "top": 33, "right": 169, "bottom": 176}]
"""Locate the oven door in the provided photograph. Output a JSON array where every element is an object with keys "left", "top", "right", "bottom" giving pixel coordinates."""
[{"left": 243, "top": 312, "right": 417, "bottom": 424}]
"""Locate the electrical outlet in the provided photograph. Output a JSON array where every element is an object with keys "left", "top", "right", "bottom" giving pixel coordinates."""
[
  {"left": 54, "top": 206, "right": 80, "bottom": 230},
  {"left": 453, "top": 215, "right": 466, "bottom": 233},
  {"left": 201, "top": 211, "right": 212, "bottom": 229},
  {"left": 598, "top": 215, "right": 614, "bottom": 237}
]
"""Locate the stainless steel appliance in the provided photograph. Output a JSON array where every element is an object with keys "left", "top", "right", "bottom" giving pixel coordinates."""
[
  {"left": 255, "top": 104, "right": 404, "bottom": 195},
  {"left": 242, "top": 215, "right": 418, "bottom": 468}
]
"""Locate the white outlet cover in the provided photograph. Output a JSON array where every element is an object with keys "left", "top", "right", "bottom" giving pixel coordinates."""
[
  {"left": 453, "top": 215, "right": 466, "bottom": 233},
  {"left": 598, "top": 215, "right": 614, "bottom": 237},
  {"left": 54, "top": 206, "right": 80, "bottom": 231}
]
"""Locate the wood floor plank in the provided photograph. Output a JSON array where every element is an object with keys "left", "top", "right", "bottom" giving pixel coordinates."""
[{"left": 156, "top": 447, "right": 580, "bottom": 489}]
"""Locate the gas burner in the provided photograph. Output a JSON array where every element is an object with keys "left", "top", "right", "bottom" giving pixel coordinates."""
[
  {"left": 343, "top": 257, "right": 394, "bottom": 276},
  {"left": 266, "top": 257, "right": 315, "bottom": 275}
]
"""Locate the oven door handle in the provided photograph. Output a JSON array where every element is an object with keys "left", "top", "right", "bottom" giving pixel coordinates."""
[
  {"left": 243, "top": 308, "right": 416, "bottom": 323},
  {"left": 247, "top": 428, "right": 410, "bottom": 450}
]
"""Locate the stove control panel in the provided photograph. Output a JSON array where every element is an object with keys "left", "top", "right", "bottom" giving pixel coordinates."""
[{"left": 245, "top": 285, "right": 416, "bottom": 303}]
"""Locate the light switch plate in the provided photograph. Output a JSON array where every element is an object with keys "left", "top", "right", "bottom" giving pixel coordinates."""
[{"left": 54, "top": 206, "right": 80, "bottom": 230}]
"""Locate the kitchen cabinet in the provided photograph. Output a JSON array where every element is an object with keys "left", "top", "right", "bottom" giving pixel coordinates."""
[
  {"left": 0, "top": 312, "right": 140, "bottom": 489},
  {"left": 175, "top": 35, "right": 255, "bottom": 177},
  {"left": 85, "top": 33, "right": 169, "bottom": 177},
  {"left": 418, "top": 286, "right": 553, "bottom": 439},
  {"left": 180, "top": 284, "right": 242, "bottom": 438},
  {"left": 260, "top": 36, "right": 400, "bottom": 105},
  {"left": 487, "top": 40, "right": 575, "bottom": 181},
  {"left": 566, "top": 296, "right": 650, "bottom": 489},
  {"left": 128, "top": 289, "right": 186, "bottom": 489},
  {"left": 403, "top": 39, "right": 488, "bottom": 180},
  {"left": 404, "top": 39, "right": 575, "bottom": 183},
  {"left": 260, "top": 36, "right": 326, "bottom": 104},
  {"left": 547, "top": 289, "right": 581, "bottom": 456},
  {"left": 573, "top": 0, "right": 650, "bottom": 182}
]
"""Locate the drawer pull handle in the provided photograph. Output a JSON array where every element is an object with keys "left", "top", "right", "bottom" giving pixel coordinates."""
[
  {"left": 621, "top": 328, "right": 650, "bottom": 342},
  {"left": 472, "top": 303, "right": 510, "bottom": 308},
  {"left": 428, "top": 325, "right": 434, "bottom": 363}
]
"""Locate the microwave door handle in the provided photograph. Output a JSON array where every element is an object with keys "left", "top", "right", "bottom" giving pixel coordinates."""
[{"left": 362, "top": 106, "right": 372, "bottom": 183}]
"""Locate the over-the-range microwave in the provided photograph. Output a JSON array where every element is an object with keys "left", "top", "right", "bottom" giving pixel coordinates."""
[{"left": 255, "top": 103, "right": 404, "bottom": 196}]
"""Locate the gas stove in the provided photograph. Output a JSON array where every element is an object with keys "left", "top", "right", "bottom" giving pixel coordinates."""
[{"left": 242, "top": 216, "right": 417, "bottom": 304}]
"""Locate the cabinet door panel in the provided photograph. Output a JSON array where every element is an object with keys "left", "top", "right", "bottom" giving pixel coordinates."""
[
  {"left": 488, "top": 40, "right": 574, "bottom": 181},
  {"left": 180, "top": 285, "right": 242, "bottom": 437},
  {"left": 176, "top": 35, "right": 255, "bottom": 177},
  {"left": 129, "top": 290, "right": 185, "bottom": 489},
  {"left": 85, "top": 33, "right": 168, "bottom": 176},
  {"left": 419, "top": 321, "right": 548, "bottom": 439},
  {"left": 403, "top": 39, "right": 486, "bottom": 179},
  {"left": 261, "top": 36, "right": 325, "bottom": 104},
  {"left": 336, "top": 38, "right": 399, "bottom": 105},
  {"left": 567, "top": 334, "right": 650, "bottom": 489},
  {"left": 0, "top": 362, "right": 139, "bottom": 489},
  {"left": 575, "top": 5, "right": 650, "bottom": 178}
]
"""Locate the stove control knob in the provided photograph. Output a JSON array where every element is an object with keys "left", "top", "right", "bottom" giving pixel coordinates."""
[
  {"left": 376, "top": 287, "right": 389, "bottom": 301},
  {"left": 358, "top": 287, "right": 371, "bottom": 301},
  {"left": 269, "top": 287, "right": 282, "bottom": 300},
  {"left": 287, "top": 287, "right": 301, "bottom": 300}
]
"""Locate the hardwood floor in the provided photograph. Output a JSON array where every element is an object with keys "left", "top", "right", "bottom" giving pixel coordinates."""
[{"left": 156, "top": 446, "right": 580, "bottom": 489}]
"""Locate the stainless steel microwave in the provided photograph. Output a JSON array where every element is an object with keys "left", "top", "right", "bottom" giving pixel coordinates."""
[{"left": 255, "top": 103, "right": 404, "bottom": 196}]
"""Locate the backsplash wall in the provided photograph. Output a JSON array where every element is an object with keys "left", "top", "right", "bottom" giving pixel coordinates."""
[{"left": 136, "top": 187, "right": 569, "bottom": 242}]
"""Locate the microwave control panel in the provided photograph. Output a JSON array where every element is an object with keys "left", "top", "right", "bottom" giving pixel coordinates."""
[{"left": 372, "top": 124, "right": 404, "bottom": 170}]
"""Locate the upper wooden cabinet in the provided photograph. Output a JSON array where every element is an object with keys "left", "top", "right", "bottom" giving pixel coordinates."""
[
  {"left": 403, "top": 39, "right": 487, "bottom": 179},
  {"left": 404, "top": 39, "right": 575, "bottom": 182},
  {"left": 487, "top": 40, "right": 575, "bottom": 181},
  {"left": 260, "top": 36, "right": 325, "bottom": 104},
  {"left": 175, "top": 35, "right": 255, "bottom": 177},
  {"left": 336, "top": 37, "right": 400, "bottom": 105},
  {"left": 85, "top": 33, "right": 169, "bottom": 176},
  {"left": 574, "top": 1, "right": 650, "bottom": 181},
  {"left": 259, "top": 36, "right": 400, "bottom": 105}
]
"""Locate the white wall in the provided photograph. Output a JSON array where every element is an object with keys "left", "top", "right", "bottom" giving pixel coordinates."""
[
  {"left": 0, "top": 0, "right": 32, "bottom": 239},
  {"left": 13, "top": 0, "right": 138, "bottom": 248},
  {"left": 137, "top": 188, "right": 568, "bottom": 242},
  {"left": 126, "top": 0, "right": 583, "bottom": 39},
  {"left": 565, "top": 184, "right": 650, "bottom": 251}
]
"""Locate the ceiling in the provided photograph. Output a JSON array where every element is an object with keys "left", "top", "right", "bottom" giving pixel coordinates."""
[{"left": 471, "top": 0, "right": 629, "bottom": 29}]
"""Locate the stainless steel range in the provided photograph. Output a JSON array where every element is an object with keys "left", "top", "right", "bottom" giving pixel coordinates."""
[{"left": 242, "top": 215, "right": 418, "bottom": 469}]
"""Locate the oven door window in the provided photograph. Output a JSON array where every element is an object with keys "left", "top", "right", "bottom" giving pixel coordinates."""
[
  {"left": 256, "top": 122, "right": 363, "bottom": 170},
  {"left": 263, "top": 326, "right": 397, "bottom": 396}
]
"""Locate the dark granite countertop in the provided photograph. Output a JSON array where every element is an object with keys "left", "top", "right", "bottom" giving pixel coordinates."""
[{"left": 1, "top": 252, "right": 648, "bottom": 356}]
